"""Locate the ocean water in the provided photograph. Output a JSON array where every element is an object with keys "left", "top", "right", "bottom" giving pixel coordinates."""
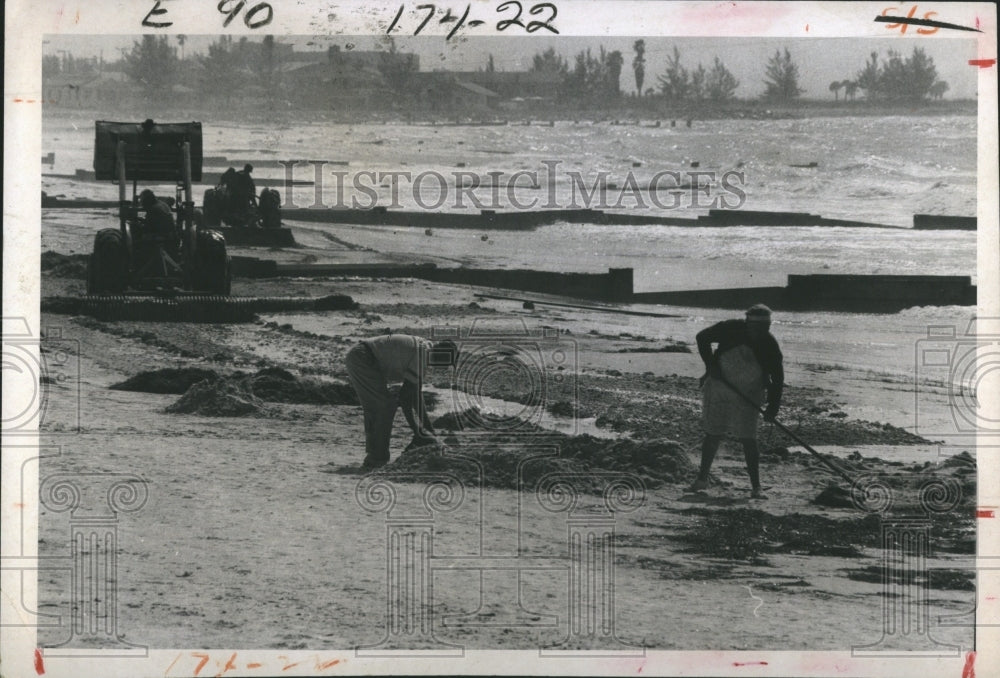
[
  {"left": 44, "top": 112, "right": 978, "bottom": 293},
  {"left": 43, "top": 111, "right": 980, "bottom": 409},
  {"left": 321, "top": 221, "right": 976, "bottom": 291},
  {"left": 241, "top": 115, "right": 975, "bottom": 228},
  {"left": 44, "top": 113, "right": 977, "bottom": 224}
]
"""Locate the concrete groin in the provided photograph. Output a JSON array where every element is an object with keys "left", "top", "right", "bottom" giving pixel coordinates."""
[
  {"left": 231, "top": 256, "right": 972, "bottom": 312},
  {"left": 635, "top": 275, "right": 976, "bottom": 313},
  {"left": 42, "top": 197, "right": 971, "bottom": 233},
  {"left": 282, "top": 207, "right": 602, "bottom": 230},
  {"left": 217, "top": 227, "right": 296, "bottom": 247},
  {"left": 633, "top": 287, "right": 788, "bottom": 310},
  {"left": 785, "top": 274, "right": 975, "bottom": 311},
  {"left": 231, "top": 257, "right": 634, "bottom": 302},
  {"left": 279, "top": 207, "right": 904, "bottom": 230},
  {"left": 913, "top": 214, "right": 977, "bottom": 230},
  {"left": 42, "top": 196, "right": 119, "bottom": 209}
]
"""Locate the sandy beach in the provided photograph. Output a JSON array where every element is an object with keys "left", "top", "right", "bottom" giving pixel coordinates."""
[
  {"left": 37, "top": 218, "right": 977, "bottom": 651},
  {"left": 24, "top": 90, "right": 983, "bottom": 657}
]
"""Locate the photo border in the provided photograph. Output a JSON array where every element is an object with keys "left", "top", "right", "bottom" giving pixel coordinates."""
[{"left": 4, "top": 1, "right": 997, "bottom": 676}]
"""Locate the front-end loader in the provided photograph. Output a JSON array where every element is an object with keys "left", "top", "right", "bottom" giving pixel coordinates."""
[
  {"left": 48, "top": 119, "right": 355, "bottom": 322},
  {"left": 87, "top": 119, "right": 231, "bottom": 296}
]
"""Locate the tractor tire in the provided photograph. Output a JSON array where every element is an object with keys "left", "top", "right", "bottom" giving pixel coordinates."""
[
  {"left": 260, "top": 188, "right": 282, "bottom": 229},
  {"left": 86, "top": 229, "right": 129, "bottom": 294},
  {"left": 193, "top": 229, "right": 231, "bottom": 295},
  {"left": 203, "top": 189, "right": 222, "bottom": 227}
]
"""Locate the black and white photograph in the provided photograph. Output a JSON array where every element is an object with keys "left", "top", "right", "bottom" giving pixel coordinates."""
[{"left": 3, "top": 1, "right": 998, "bottom": 676}]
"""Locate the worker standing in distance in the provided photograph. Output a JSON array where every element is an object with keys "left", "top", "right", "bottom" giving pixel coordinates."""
[
  {"left": 689, "top": 304, "right": 784, "bottom": 499},
  {"left": 219, "top": 167, "right": 238, "bottom": 217},
  {"left": 345, "top": 334, "right": 459, "bottom": 470},
  {"left": 235, "top": 164, "right": 258, "bottom": 225}
]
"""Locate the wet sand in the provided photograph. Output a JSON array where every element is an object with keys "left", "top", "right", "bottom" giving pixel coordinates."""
[{"left": 36, "top": 223, "right": 976, "bottom": 651}]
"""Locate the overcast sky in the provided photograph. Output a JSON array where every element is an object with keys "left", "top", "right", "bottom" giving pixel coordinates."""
[{"left": 44, "top": 35, "right": 978, "bottom": 99}]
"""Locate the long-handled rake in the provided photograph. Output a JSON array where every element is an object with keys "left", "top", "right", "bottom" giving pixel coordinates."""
[{"left": 714, "top": 372, "right": 856, "bottom": 487}]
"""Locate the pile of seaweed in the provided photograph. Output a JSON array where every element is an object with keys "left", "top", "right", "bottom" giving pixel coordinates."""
[
  {"left": 114, "top": 366, "right": 359, "bottom": 416},
  {"left": 41, "top": 251, "right": 89, "bottom": 279},
  {"left": 165, "top": 378, "right": 272, "bottom": 417},
  {"left": 842, "top": 565, "right": 975, "bottom": 591},
  {"left": 248, "top": 367, "right": 358, "bottom": 406},
  {"left": 111, "top": 367, "right": 220, "bottom": 394},
  {"left": 377, "top": 407, "right": 696, "bottom": 492},
  {"left": 665, "top": 504, "right": 973, "bottom": 569},
  {"left": 811, "top": 450, "right": 977, "bottom": 511}
]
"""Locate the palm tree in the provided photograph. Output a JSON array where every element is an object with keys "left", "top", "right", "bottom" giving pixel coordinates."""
[
  {"left": 829, "top": 80, "right": 843, "bottom": 101},
  {"left": 632, "top": 40, "right": 646, "bottom": 98},
  {"left": 930, "top": 80, "right": 949, "bottom": 100},
  {"left": 606, "top": 50, "right": 624, "bottom": 96}
]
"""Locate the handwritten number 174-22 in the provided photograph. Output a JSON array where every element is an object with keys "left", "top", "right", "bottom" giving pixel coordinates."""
[{"left": 387, "top": 2, "right": 559, "bottom": 38}]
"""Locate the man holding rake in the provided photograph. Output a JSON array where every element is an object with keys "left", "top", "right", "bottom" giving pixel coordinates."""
[{"left": 689, "top": 304, "right": 784, "bottom": 499}]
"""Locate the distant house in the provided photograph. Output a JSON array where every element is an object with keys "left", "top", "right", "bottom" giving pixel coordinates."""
[
  {"left": 409, "top": 72, "right": 500, "bottom": 112},
  {"left": 272, "top": 45, "right": 424, "bottom": 110},
  {"left": 447, "top": 70, "right": 563, "bottom": 100},
  {"left": 326, "top": 45, "right": 420, "bottom": 73},
  {"left": 454, "top": 81, "right": 501, "bottom": 109},
  {"left": 282, "top": 60, "right": 393, "bottom": 110}
]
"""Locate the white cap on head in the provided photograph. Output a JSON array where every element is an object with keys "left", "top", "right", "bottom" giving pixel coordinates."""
[{"left": 745, "top": 304, "right": 772, "bottom": 322}]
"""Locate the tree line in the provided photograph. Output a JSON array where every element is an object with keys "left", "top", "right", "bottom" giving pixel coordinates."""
[
  {"left": 529, "top": 43, "right": 807, "bottom": 104},
  {"left": 530, "top": 42, "right": 742, "bottom": 103},
  {"left": 830, "top": 47, "right": 949, "bottom": 102},
  {"left": 45, "top": 37, "right": 954, "bottom": 110},
  {"left": 534, "top": 43, "right": 951, "bottom": 105},
  {"left": 847, "top": 47, "right": 949, "bottom": 102}
]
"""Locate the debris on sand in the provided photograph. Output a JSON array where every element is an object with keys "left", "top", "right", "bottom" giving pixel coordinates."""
[
  {"left": 581, "top": 372, "right": 932, "bottom": 447},
  {"left": 313, "top": 294, "right": 360, "bottom": 311},
  {"left": 547, "top": 400, "right": 575, "bottom": 417},
  {"left": 808, "top": 450, "right": 977, "bottom": 512},
  {"left": 378, "top": 443, "right": 585, "bottom": 492},
  {"left": 812, "top": 485, "right": 855, "bottom": 508},
  {"left": 558, "top": 436, "right": 694, "bottom": 484},
  {"left": 41, "top": 251, "right": 89, "bottom": 279},
  {"left": 941, "top": 450, "right": 975, "bottom": 468},
  {"left": 160, "top": 367, "right": 359, "bottom": 415},
  {"left": 616, "top": 341, "right": 691, "bottom": 353},
  {"left": 111, "top": 367, "right": 220, "bottom": 394},
  {"left": 380, "top": 415, "right": 694, "bottom": 491},
  {"left": 665, "top": 508, "right": 886, "bottom": 565},
  {"left": 843, "top": 565, "right": 975, "bottom": 591},
  {"left": 249, "top": 367, "right": 358, "bottom": 405},
  {"left": 165, "top": 378, "right": 269, "bottom": 417},
  {"left": 432, "top": 407, "right": 546, "bottom": 434}
]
